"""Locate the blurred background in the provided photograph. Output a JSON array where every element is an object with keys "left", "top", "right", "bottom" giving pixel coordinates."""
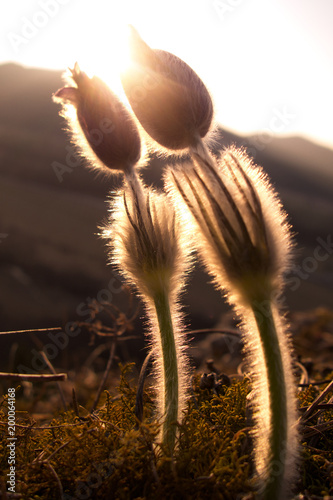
[{"left": 0, "top": 1, "right": 332, "bottom": 365}]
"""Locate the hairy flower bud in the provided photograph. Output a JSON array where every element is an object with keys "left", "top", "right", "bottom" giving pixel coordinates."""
[
  {"left": 121, "top": 27, "right": 214, "bottom": 151},
  {"left": 104, "top": 173, "right": 192, "bottom": 453},
  {"left": 166, "top": 145, "right": 292, "bottom": 305},
  {"left": 109, "top": 173, "right": 189, "bottom": 300},
  {"left": 166, "top": 143, "right": 298, "bottom": 498},
  {"left": 53, "top": 63, "right": 141, "bottom": 173}
]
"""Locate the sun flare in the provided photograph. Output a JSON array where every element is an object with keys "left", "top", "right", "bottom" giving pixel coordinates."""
[{"left": 72, "top": 18, "right": 134, "bottom": 103}]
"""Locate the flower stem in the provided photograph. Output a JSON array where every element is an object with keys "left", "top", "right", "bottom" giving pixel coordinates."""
[
  {"left": 251, "top": 299, "right": 288, "bottom": 500},
  {"left": 153, "top": 289, "right": 179, "bottom": 455}
]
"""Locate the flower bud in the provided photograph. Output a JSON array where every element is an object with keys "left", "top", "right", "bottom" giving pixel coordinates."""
[
  {"left": 166, "top": 146, "right": 292, "bottom": 305},
  {"left": 104, "top": 173, "right": 192, "bottom": 453},
  {"left": 121, "top": 27, "right": 214, "bottom": 151},
  {"left": 109, "top": 172, "right": 190, "bottom": 300},
  {"left": 53, "top": 63, "right": 141, "bottom": 173}
]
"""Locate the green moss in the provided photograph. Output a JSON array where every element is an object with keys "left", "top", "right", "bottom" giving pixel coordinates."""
[{"left": 1, "top": 367, "right": 332, "bottom": 499}]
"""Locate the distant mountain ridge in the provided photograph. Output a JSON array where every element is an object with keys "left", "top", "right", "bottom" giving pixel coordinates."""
[
  {"left": 0, "top": 63, "right": 332, "bottom": 329},
  {"left": 1, "top": 63, "right": 332, "bottom": 206}
]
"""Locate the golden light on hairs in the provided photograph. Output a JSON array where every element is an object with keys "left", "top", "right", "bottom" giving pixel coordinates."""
[
  {"left": 53, "top": 63, "right": 141, "bottom": 173},
  {"left": 166, "top": 146, "right": 292, "bottom": 305},
  {"left": 121, "top": 26, "right": 214, "bottom": 151}
]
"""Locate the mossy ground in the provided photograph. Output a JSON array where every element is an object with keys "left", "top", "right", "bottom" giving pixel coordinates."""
[{"left": 1, "top": 362, "right": 332, "bottom": 500}]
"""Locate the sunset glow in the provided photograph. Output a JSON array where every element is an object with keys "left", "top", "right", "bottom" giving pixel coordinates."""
[
  {"left": 72, "top": 20, "right": 132, "bottom": 100},
  {"left": 1, "top": 0, "right": 332, "bottom": 148}
]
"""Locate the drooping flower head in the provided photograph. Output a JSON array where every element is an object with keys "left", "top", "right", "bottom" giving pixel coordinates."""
[
  {"left": 121, "top": 26, "right": 214, "bottom": 151},
  {"left": 53, "top": 63, "right": 142, "bottom": 173}
]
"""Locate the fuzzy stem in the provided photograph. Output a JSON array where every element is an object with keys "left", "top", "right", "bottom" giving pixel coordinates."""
[
  {"left": 153, "top": 289, "right": 178, "bottom": 455},
  {"left": 251, "top": 299, "right": 287, "bottom": 500}
]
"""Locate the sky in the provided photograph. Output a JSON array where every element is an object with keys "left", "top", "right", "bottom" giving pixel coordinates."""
[{"left": 1, "top": 0, "right": 333, "bottom": 149}]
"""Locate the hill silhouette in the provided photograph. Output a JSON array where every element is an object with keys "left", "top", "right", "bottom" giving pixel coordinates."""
[{"left": 0, "top": 63, "right": 332, "bottom": 331}]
